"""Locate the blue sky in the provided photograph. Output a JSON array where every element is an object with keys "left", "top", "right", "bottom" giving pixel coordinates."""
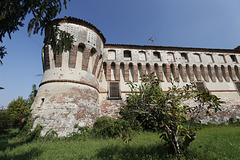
[{"left": 1, "top": 0, "right": 240, "bottom": 107}]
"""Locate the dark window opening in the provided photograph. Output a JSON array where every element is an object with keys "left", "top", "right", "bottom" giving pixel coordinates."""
[
  {"left": 153, "top": 52, "right": 161, "bottom": 60},
  {"left": 196, "top": 82, "right": 207, "bottom": 92},
  {"left": 78, "top": 44, "right": 85, "bottom": 52},
  {"left": 230, "top": 55, "right": 238, "bottom": 63},
  {"left": 181, "top": 53, "right": 188, "bottom": 62},
  {"left": 124, "top": 50, "right": 132, "bottom": 60},
  {"left": 109, "top": 82, "right": 121, "bottom": 99}
]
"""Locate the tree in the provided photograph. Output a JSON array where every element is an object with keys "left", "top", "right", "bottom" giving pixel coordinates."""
[
  {"left": 0, "top": 0, "right": 74, "bottom": 65},
  {"left": 120, "top": 74, "right": 224, "bottom": 156},
  {"left": 27, "top": 84, "right": 38, "bottom": 107},
  {"left": 7, "top": 96, "right": 30, "bottom": 127}
]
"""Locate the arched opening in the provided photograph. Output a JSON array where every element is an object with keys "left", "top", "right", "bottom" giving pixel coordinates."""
[
  {"left": 178, "top": 64, "right": 183, "bottom": 81},
  {"left": 186, "top": 64, "right": 191, "bottom": 81},
  {"left": 200, "top": 65, "right": 205, "bottom": 81},
  {"left": 235, "top": 66, "right": 240, "bottom": 81},
  {"left": 78, "top": 43, "right": 85, "bottom": 52},
  {"left": 88, "top": 47, "right": 97, "bottom": 72},
  {"left": 207, "top": 65, "right": 213, "bottom": 81},
  {"left": 138, "top": 63, "right": 142, "bottom": 79},
  {"left": 221, "top": 65, "right": 227, "bottom": 81},
  {"left": 129, "top": 63, "right": 134, "bottom": 81},
  {"left": 146, "top": 63, "right": 151, "bottom": 76},
  {"left": 170, "top": 64, "right": 175, "bottom": 79},
  {"left": 228, "top": 65, "right": 233, "bottom": 81},
  {"left": 214, "top": 65, "right": 220, "bottom": 81},
  {"left": 162, "top": 63, "right": 167, "bottom": 81},
  {"left": 120, "top": 63, "right": 125, "bottom": 82},
  {"left": 193, "top": 65, "right": 198, "bottom": 81},
  {"left": 103, "top": 62, "right": 107, "bottom": 81},
  {"left": 111, "top": 62, "right": 116, "bottom": 81},
  {"left": 154, "top": 63, "right": 159, "bottom": 78}
]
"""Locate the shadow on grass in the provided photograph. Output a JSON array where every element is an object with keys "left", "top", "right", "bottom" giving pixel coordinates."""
[
  {"left": 0, "top": 147, "right": 43, "bottom": 160},
  {"left": 0, "top": 129, "right": 35, "bottom": 151},
  {"left": 0, "top": 130, "right": 26, "bottom": 151},
  {"left": 0, "top": 130, "right": 43, "bottom": 160},
  {"left": 95, "top": 143, "right": 175, "bottom": 160}
]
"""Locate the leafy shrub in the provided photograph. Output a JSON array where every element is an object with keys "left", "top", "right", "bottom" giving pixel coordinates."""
[
  {"left": 0, "top": 110, "right": 12, "bottom": 132},
  {"left": 120, "top": 74, "right": 224, "bottom": 156},
  {"left": 17, "top": 114, "right": 43, "bottom": 142},
  {"left": 229, "top": 117, "right": 235, "bottom": 124},
  {"left": 92, "top": 116, "right": 132, "bottom": 142},
  {"left": 7, "top": 97, "right": 30, "bottom": 128},
  {"left": 66, "top": 126, "right": 91, "bottom": 141}
]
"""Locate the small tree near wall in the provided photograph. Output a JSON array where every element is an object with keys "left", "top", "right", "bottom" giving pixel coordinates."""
[{"left": 120, "top": 74, "right": 223, "bottom": 156}]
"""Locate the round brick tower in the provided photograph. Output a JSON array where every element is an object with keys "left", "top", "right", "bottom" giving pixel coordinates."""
[{"left": 31, "top": 17, "right": 105, "bottom": 136}]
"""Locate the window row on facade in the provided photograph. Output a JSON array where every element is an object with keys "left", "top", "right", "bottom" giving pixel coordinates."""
[
  {"left": 105, "top": 63, "right": 240, "bottom": 99},
  {"left": 107, "top": 49, "right": 239, "bottom": 64},
  {"left": 102, "top": 62, "right": 240, "bottom": 83}
]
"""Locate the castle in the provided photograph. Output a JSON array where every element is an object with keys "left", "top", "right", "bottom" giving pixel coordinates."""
[{"left": 31, "top": 17, "right": 240, "bottom": 136}]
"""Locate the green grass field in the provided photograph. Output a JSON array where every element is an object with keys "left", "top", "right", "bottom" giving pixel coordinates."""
[{"left": 0, "top": 125, "right": 240, "bottom": 160}]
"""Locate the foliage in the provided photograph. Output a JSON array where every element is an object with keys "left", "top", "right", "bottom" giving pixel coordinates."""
[
  {"left": 27, "top": 84, "right": 38, "bottom": 107},
  {"left": 0, "top": 0, "right": 73, "bottom": 64},
  {"left": 0, "top": 46, "right": 7, "bottom": 65},
  {"left": 0, "top": 110, "right": 12, "bottom": 132},
  {"left": 6, "top": 97, "right": 30, "bottom": 127},
  {"left": 17, "top": 112, "right": 44, "bottom": 142},
  {"left": 120, "top": 74, "right": 224, "bottom": 156},
  {"left": 43, "top": 129, "right": 58, "bottom": 140},
  {"left": 66, "top": 126, "right": 91, "bottom": 141},
  {"left": 92, "top": 116, "right": 133, "bottom": 142}
]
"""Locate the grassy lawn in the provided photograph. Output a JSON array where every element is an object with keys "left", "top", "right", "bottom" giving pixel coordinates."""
[{"left": 0, "top": 125, "right": 240, "bottom": 160}]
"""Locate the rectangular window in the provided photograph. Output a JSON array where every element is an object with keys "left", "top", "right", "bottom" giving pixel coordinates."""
[
  {"left": 234, "top": 81, "right": 240, "bottom": 93},
  {"left": 109, "top": 82, "right": 121, "bottom": 99},
  {"left": 196, "top": 82, "right": 207, "bottom": 92},
  {"left": 153, "top": 52, "right": 161, "bottom": 61},
  {"left": 230, "top": 55, "right": 238, "bottom": 63},
  {"left": 124, "top": 50, "right": 132, "bottom": 61},
  {"left": 181, "top": 53, "right": 188, "bottom": 62}
]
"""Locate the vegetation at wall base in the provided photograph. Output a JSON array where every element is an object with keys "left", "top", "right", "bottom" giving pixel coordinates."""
[{"left": 0, "top": 124, "right": 240, "bottom": 160}]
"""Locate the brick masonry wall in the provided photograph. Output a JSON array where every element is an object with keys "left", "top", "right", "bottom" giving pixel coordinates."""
[
  {"left": 99, "top": 97, "right": 240, "bottom": 124},
  {"left": 31, "top": 84, "right": 99, "bottom": 137},
  {"left": 100, "top": 100, "right": 123, "bottom": 118}
]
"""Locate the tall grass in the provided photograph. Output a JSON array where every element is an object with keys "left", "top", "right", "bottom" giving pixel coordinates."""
[{"left": 0, "top": 125, "right": 240, "bottom": 160}]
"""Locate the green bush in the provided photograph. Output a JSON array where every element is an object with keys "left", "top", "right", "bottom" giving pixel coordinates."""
[
  {"left": 7, "top": 97, "right": 30, "bottom": 128},
  {"left": 92, "top": 116, "right": 132, "bottom": 142},
  {"left": 0, "top": 110, "right": 12, "bottom": 132}
]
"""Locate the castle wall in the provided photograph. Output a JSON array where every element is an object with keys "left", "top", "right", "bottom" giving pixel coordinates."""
[
  {"left": 32, "top": 17, "right": 240, "bottom": 136},
  {"left": 99, "top": 46, "right": 240, "bottom": 123}
]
